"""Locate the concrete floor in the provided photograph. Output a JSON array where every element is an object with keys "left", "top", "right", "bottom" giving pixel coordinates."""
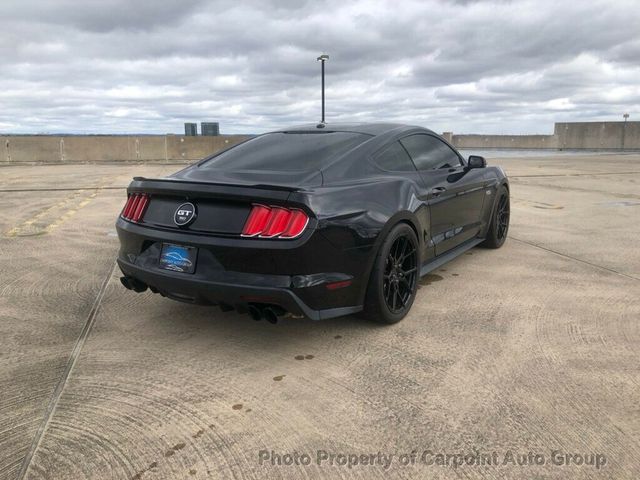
[{"left": 1, "top": 154, "right": 639, "bottom": 480}]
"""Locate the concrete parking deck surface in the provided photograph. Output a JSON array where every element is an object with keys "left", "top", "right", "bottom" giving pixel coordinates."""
[{"left": 1, "top": 154, "right": 639, "bottom": 479}]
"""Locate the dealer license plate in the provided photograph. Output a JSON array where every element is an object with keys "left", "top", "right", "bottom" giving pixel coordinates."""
[{"left": 159, "top": 243, "right": 197, "bottom": 274}]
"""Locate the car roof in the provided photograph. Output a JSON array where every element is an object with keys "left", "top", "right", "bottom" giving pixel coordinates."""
[{"left": 274, "top": 122, "right": 433, "bottom": 136}]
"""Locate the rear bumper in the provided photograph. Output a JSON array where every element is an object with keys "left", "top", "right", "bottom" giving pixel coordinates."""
[
  {"left": 117, "top": 258, "right": 361, "bottom": 320},
  {"left": 115, "top": 218, "right": 368, "bottom": 320}
]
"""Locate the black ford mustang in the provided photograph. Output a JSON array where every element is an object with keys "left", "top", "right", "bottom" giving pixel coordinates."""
[{"left": 116, "top": 123, "right": 509, "bottom": 324}]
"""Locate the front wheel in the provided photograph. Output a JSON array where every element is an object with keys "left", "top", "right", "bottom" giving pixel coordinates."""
[
  {"left": 481, "top": 185, "right": 510, "bottom": 248},
  {"left": 362, "top": 223, "right": 419, "bottom": 324}
]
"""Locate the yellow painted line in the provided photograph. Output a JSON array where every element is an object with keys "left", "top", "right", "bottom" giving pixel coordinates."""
[
  {"left": 45, "top": 192, "right": 99, "bottom": 233},
  {"left": 5, "top": 190, "right": 85, "bottom": 237},
  {"left": 6, "top": 180, "right": 108, "bottom": 237}
]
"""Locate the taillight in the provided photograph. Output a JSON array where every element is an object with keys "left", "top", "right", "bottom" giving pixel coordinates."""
[
  {"left": 242, "top": 205, "right": 271, "bottom": 236},
  {"left": 241, "top": 204, "right": 309, "bottom": 239},
  {"left": 261, "top": 207, "right": 292, "bottom": 237},
  {"left": 280, "top": 210, "right": 309, "bottom": 238},
  {"left": 122, "top": 195, "right": 137, "bottom": 219},
  {"left": 121, "top": 193, "right": 150, "bottom": 223}
]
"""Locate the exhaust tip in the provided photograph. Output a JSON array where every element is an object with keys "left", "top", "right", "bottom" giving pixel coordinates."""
[
  {"left": 263, "top": 307, "right": 279, "bottom": 324},
  {"left": 121, "top": 276, "right": 147, "bottom": 293},
  {"left": 248, "top": 305, "right": 263, "bottom": 321},
  {"left": 130, "top": 278, "right": 148, "bottom": 293},
  {"left": 120, "top": 276, "right": 133, "bottom": 290}
]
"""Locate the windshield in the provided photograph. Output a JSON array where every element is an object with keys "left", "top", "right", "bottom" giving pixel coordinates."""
[{"left": 200, "top": 132, "right": 370, "bottom": 172}]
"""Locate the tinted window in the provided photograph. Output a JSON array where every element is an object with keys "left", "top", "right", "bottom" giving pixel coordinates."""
[
  {"left": 400, "top": 134, "right": 461, "bottom": 170},
  {"left": 200, "top": 132, "right": 370, "bottom": 172},
  {"left": 373, "top": 141, "right": 416, "bottom": 171}
]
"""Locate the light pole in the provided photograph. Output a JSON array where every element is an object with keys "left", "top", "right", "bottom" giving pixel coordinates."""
[{"left": 317, "top": 54, "right": 329, "bottom": 124}]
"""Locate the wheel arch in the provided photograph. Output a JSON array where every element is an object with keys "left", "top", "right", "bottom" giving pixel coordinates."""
[
  {"left": 356, "top": 212, "right": 422, "bottom": 304},
  {"left": 376, "top": 211, "right": 422, "bottom": 255},
  {"left": 480, "top": 180, "right": 509, "bottom": 239},
  {"left": 359, "top": 215, "right": 422, "bottom": 324}
]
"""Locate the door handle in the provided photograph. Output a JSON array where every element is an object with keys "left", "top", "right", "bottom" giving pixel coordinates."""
[{"left": 431, "top": 187, "right": 446, "bottom": 197}]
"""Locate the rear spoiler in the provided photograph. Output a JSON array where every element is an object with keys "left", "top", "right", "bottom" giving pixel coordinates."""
[
  {"left": 127, "top": 177, "right": 299, "bottom": 204},
  {"left": 132, "top": 176, "right": 301, "bottom": 192}
]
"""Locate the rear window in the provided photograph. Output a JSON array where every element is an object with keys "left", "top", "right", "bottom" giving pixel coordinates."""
[{"left": 200, "top": 132, "right": 370, "bottom": 172}]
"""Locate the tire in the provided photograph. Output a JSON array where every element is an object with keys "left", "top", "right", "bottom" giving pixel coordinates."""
[
  {"left": 362, "top": 223, "right": 420, "bottom": 324},
  {"left": 481, "top": 185, "right": 510, "bottom": 249}
]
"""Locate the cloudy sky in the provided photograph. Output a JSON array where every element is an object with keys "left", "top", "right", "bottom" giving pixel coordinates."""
[{"left": 1, "top": 0, "right": 639, "bottom": 135}]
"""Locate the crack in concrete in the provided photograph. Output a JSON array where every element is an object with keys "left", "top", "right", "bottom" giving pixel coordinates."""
[
  {"left": 510, "top": 236, "right": 639, "bottom": 282},
  {"left": 510, "top": 171, "right": 640, "bottom": 178},
  {"left": 17, "top": 261, "right": 117, "bottom": 480}
]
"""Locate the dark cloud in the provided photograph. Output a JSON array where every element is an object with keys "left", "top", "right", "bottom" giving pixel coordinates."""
[
  {"left": 0, "top": 0, "right": 639, "bottom": 134},
  {"left": 0, "top": 0, "right": 208, "bottom": 32}
]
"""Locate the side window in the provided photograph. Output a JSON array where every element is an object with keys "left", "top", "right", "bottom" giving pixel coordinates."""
[
  {"left": 399, "top": 134, "right": 462, "bottom": 171},
  {"left": 372, "top": 141, "right": 416, "bottom": 172}
]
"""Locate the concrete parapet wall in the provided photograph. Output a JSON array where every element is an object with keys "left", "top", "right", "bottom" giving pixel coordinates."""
[
  {"left": 3, "top": 121, "right": 640, "bottom": 165},
  {"left": 555, "top": 122, "right": 640, "bottom": 150},
  {"left": 1, "top": 134, "right": 250, "bottom": 164},
  {"left": 165, "top": 135, "right": 247, "bottom": 161},
  {"left": 451, "top": 121, "right": 640, "bottom": 150},
  {"left": 452, "top": 134, "right": 557, "bottom": 149},
  {"left": 2, "top": 135, "right": 62, "bottom": 163}
]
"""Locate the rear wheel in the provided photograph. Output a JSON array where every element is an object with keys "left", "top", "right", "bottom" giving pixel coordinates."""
[
  {"left": 362, "top": 223, "right": 419, "bottom": 324},
  {"left": 481, "top": 185, "right": 510, "bottom": 248}
]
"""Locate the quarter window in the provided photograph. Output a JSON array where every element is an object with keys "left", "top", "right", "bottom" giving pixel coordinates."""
[
  {"left": 399, "top": 134, "right": 462, "bottom": 170},
  {"left": 372, "top": 141, "right": 416, "bottom": 172}
]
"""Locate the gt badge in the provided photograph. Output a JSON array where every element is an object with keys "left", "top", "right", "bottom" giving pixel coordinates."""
[{"left": 174, "top": 202, "right": 197, "bottom": 227}]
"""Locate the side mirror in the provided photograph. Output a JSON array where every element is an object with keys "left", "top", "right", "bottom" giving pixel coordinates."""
[{"left": 468, "top": 155, "right": 486, "bottom": 169}]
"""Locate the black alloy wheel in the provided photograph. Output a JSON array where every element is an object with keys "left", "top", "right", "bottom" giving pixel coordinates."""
[
  {"left": 481, "top": 185, "right": 510, "bottom": 248},
  {"left": 362, "top": 223, "right": 420, "bottom": 324},
  {"left": 496, "top": 193, "right": 510, "bottom": 241},
  {"left": 383, "top": 235, "right": 418, "bottom": 314}
]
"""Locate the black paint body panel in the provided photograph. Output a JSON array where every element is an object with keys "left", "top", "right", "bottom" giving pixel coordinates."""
[{"left": 115, "top": 123, "right": 508, "bottom": 319}]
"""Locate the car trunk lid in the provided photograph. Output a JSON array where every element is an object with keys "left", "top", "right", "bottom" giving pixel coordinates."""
[{"left": 125, "top": 176, "right": 313, "bottom": 236}]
